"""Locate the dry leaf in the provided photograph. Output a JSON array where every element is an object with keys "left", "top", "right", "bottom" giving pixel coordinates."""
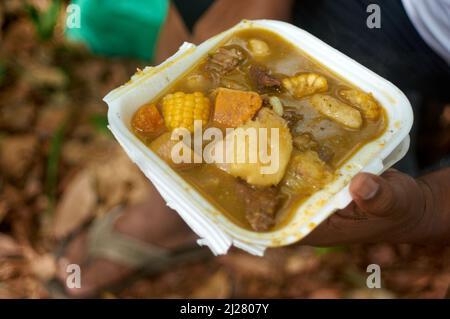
[
  {"left": 191, "top": 270, "right": 231, "bottom": 299},
  {"left": 27, "top": 253, "right": 56, "bottom": 281},
  {"left": 53, "top": 169, "right": 97, "bottom": 238},
  {"left": 94, "top": 149, "right": 150, "bottom": 212},
  {"left": 23, "top": 63, "right": 68, "bottom": 89},
  {"left": 0, "top": 233, "right": 22, "bottom": 258},
  {"left": 346, "top": 288, "right": 395, "bottom": 299},
  {"left": 0, "top": 135, "right": 38, "bottom": 179},
  {"left": 219, "top": 253, "right": 274, "bottom": 278}
]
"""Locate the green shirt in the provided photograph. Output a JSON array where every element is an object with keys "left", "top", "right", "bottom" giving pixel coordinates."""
[{"left": 66, "top": 0, "right": 169, "bottom": 61}]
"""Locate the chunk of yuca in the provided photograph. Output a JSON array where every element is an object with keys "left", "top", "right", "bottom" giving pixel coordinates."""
[
  {"left": 248, "top": 38, "right": 271, "bottom": 58},
  {"left": 310, "top": 94, "right": 363, "bottom": 129},
  {"left": 281, "top": 150, "right": 333, "bottom": 195},
  {"left": 217, "top": 108, "right": 293, "bottom": 187},
  {"left": 132, "top": 103, "right": 164, "bottom": 135},
  {"left": 282, "top": 73, "right": 328, "bottom": 98},
  {"left": 213, "top": 88, "right": 262, "bottom": 127},
  {"left": 150, "top": 132, "right": 195, "bottom": 169},
  {"left": 162, "top": 92, "right": 210, "bottom": 132},
  {"left": 340, "top": 89, "right": 381, "bottom": 120}
]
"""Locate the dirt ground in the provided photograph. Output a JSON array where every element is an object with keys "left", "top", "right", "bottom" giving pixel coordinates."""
[{"left": 1, "top": 0, "right": 449, "bottom": 299}]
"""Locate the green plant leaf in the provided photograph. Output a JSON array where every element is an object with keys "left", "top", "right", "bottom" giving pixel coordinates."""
[
  {"left": 45, "top": 123, "right": 66, "bottom": 214},
  {"left": 26, "top": 0, "right": 62, "bottom": 41},
  {"left": 314, "top": 246, "right": 347, "bottom": 256},
  {"left": 0, "top": 61, "right": 6, "bottom": 86},
  {"left": 89, "top": 114, "right": 111, "bottom": 136}
]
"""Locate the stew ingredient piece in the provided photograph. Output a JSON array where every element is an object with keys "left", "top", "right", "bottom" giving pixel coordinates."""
[
  {"left": 282, "top": 73, "right": 328, "bottom": 98},
  {"left": 213, "top": 88, "right": 262, "bottom": 127},
  {"left": 131, "top": 103, "right": 164, "bottom": 135},
  {"left": 310, "top": 94, "right": 363, "bottom": 129},
  {"left": 340, "top": 89, "right": 381, "bottom": 120},
  {"left": 236, "top": 182, "right": 280, "bottom": 232},
  {"left": 247, "top": 38, "right": 271, "bottom": 58},
  {"left": 282, "top": 108, "right": 305, "bottom": 130},
  {"left": 162, "top": 92, "right": 210, "bottom": 132},
  {"left": 268, "top": 96, "right": 284, "bottom": 116},
  {"left": 217, "top": 108, "right": 293, "bottom": 187},
  {"left": 293, "top": 133, "right": 319, "bottom": 151},
  {"left": 282, "top": 150, "right": 333, "bottom": 195},
  {"left": 150, "top": 132, "right": 194, "bottom": 169},
  {"left": 205, "top": 46, "right": 246, "bottom": 84},
  {"left": 248, "top": 64, "right": 282, "bottom": 93}
]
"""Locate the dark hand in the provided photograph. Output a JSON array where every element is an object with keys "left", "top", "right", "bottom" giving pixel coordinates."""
[{"left": 302, "top": 168, "right": 450, "bottom": 246}]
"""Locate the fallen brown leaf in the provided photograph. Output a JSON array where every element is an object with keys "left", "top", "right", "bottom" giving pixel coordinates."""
[
  {"left": 191, "top": 269, "right": 232, "bottom": 299},
  {"left": 52, "top": 169, "right": 97, "bottom": 238},
  {"left": 219, "top": 253, "right": 275, "bottom": 278},
  {"left": 26, "top": 253, "right": 56, "bottom": 281},
  {"left": 0, "top": 134, "right": 38, "bottom": 179},
  {"left": 0, "top": 233, "right": 22, "bottom": 258}
]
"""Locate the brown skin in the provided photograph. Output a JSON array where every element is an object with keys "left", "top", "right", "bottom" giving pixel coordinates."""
[
  {"left": 302, "top": 168, "right": 450, "bottom": 246},
  {"left": 57, "top": 0, "right": 450, "bottom": 298}
]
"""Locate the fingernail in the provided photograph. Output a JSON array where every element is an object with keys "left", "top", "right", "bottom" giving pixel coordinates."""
[{"left": 354, "top": 177, "right": 380, "bottom": 200}]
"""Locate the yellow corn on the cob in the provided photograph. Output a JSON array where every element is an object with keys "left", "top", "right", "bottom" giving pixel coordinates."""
[
  {"left": 162, "top": 92, "right": 210, "bottom": 132},
  {"left": 282, "top": 73, "right": 328, "bottom": 98}
]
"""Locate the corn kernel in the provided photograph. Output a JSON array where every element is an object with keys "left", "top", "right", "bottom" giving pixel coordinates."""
[{"left": 162, "top": 92, "right": 210, "bottom": 132}]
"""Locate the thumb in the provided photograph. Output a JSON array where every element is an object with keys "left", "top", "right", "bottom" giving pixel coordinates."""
[{"left": 349, "top": 170, "right": 419, "bottom": 217}]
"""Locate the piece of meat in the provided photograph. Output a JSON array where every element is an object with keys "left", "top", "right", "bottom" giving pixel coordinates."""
[
  {"left": 213, "top": 88, "right": 262, "bottom": 127},
  {"left": 339, "top": 89, "right": 381, "bottom": 120},
  {"left": 293, "top": 133, "right": 334, "bottom": 162},
  {"left": 204, "top": 46, "right": 246, "bottom": 84},
  {"left": 283, "top": 73, "right": 328, "bottom": 98},
  {"left": 282, "top": 108, "right": 304, "bottom": 129},
  {"left": 216, "top": 108, "right": 293, "bottom": 187},
  {"left": 236, "top": 182, "right": 280, "bottom": 232},
  {"left": 293, "top": 133, "right": 318, "bottom": 151},
  {"left": 317, "top": 145, "right": 335, "bottom": 163},
  {"left": 248, "top": 65, "right": 281, "bottom": 93},
  {"left": 310, "top": 94, "right": 363, "bottom": 129}
]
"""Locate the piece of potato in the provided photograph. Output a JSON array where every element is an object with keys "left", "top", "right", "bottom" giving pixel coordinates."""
[
  {"left": 213, "top": 88, "right": 262, "bottom": 127},
  {"left": 282, "top": 73, "right": 328, "bottom": 98},
  {"left": 281, "top": 150, "right": 333, "bottom": 195},
  {"left": 217, "top": 108, "right": 293, "bottom": 187},
  {"left": 310, "top": 94, "right": 362, "bottom": 129},
  {"left": 248, "top": 38, "right": 271, "bottom": 58},
  {"left": 132, "top": 103, "right": 164, "bottom": 135},
  {"left": 340, "top": 89, "right": 381, "bottom": 120},
  {"left": 185, "top": 73, "right": 211, "bottom": 92}
]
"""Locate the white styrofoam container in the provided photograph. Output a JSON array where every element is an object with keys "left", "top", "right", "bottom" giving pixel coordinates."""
[{"left": 104, "top": 20, "right": 413, "bottom": 256}]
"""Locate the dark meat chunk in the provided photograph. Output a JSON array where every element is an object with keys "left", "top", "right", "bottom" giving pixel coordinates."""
[
  {"left": 293, "top": 133, "right": 334, "bottom": 163},
  {"left": 205, "top": 46, "right": 246, "bottom": 84},
  {"left": 248, "top": 65, "right": 282, "bottom": 93},
  {"left": 282, "top": 108, "right": 304, "bottom": 130},
  {"left": 318, "top": 145, "right": 335, "bottom": 163},
  {"left": 293, "top": 133, "right": 318, "bottom": 151},
  {"left": 236, "top": 182, "right": 281, "bottom": 232}
]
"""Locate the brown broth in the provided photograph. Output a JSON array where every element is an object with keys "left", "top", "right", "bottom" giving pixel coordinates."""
[{"left": 132, "top": 28, "right": 387, "bottom": 231}]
